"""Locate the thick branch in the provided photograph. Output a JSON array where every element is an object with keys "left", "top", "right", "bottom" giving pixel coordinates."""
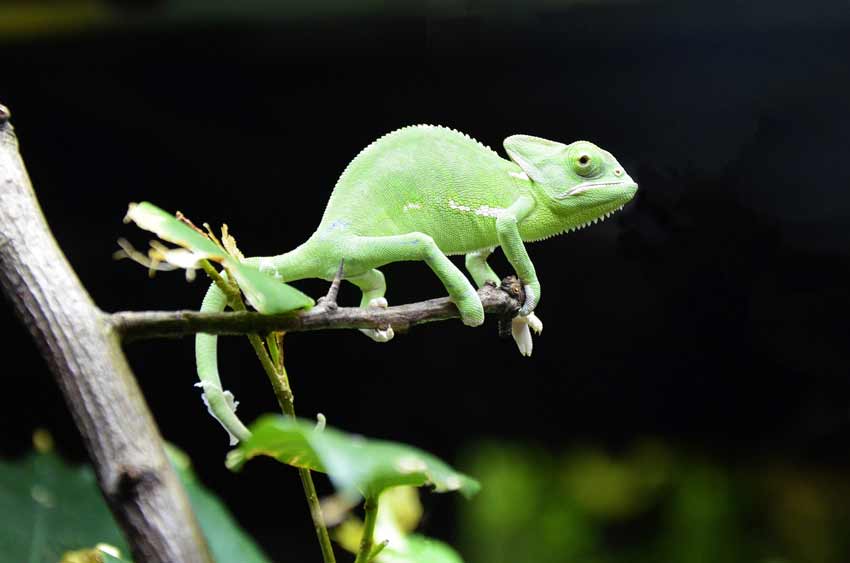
[
  {"left": 0, "top": 108, "right": 212, "bottom": 562},
  {"left": 110, "top": 281, "right": 523, "bottom": 341}
]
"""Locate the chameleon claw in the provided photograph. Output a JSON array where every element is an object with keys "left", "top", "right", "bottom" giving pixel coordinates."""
[
  {"left": 511, "top": 312, "right": 542, "bottom": 356},
  {"left": 360, "top": 297, "right": 395, "bottom": 342},
  {"left": 511, "top": 318, "right": 533, "bottom": 356},
  {"left": 525, "top": 312, "right": 543, "bottom": 334},
  {"left": 518, "top": 283, "right": 539, "bottom": 316},
  {"left": 367, "top": 325, "right": 395, "bottom": 342},
  {"left": 369, "top": 297, "right": 388, "bottom": 309}
]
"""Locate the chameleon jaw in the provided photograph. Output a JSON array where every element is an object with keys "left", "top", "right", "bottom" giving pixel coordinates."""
[{"left": 556, "top": 180, "right": 632, "bottom": 199}]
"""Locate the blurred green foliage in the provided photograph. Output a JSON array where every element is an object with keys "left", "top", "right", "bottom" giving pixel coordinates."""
[
  {"left": 335, "top": 487, "right": 465, "bottom": 563},
  {"left": 0, "top": 439, "right": 270, "bottom": 563},
  {"left": 459, "top": 441, "right": 850, "bottom": 563}
]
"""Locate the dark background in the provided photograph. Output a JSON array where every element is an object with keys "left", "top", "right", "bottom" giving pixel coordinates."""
[{"left": 2, "top": 0, "right": 849, "bottom": 560}]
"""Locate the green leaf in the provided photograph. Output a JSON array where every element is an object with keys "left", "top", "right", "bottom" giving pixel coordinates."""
[
  {"left": 229, "top": 416, "right": 480, "bottom": 500},
  {"left": 378, "top": 535, "right": 465, "bottom": 563},
  {"left": 225, "top": 259, "right": 314, "bottom": 314},
  {"left": 165, "top": 445, "right": 271, "bottom": 563},
  {"left": 125, "top": 201, "right": 224, "bottom": 258},
  {"left": 125, "top": 201, "right": 314, "bottom": 314},
  {"left": 0, "top": 452, "right": 129, "bottom": 563},
  {"left": 0, "top": 446, "right": 271, "bottom": 563}
]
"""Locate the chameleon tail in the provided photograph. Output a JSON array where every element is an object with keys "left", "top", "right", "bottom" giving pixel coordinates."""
[
  {"left": 195, "top": 242, "right": 318, "bottom": 444},
  {"left": 195, "top": 281, "right": 252, "bottom": 444}
]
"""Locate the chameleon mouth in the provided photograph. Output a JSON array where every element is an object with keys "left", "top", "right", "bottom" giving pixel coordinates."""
[
  {"left": 556, "top": 180, "right": 634, "bottom": 199},
  {"left": 566, "top": 203, "right": 625, "bottom": 233}
]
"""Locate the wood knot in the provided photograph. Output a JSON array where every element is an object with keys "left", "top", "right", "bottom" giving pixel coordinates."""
[
  {"left": 497, "top": 275, "right": 525, "bottom": 338},
  {"left": 499, "top": 275, "right": 525, "bottom": 304},
  {"left": 115, "top": 465, "right": 160, "bottom": 501}
]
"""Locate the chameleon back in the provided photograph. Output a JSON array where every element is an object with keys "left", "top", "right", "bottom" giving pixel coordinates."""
[{"left": 315, "top": 125, "right": 524, "bottom": 254}]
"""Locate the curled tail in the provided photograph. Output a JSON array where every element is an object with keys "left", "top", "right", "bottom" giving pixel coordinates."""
[
  {"left": 196, "top": 281, "right": 251, "bottom": 444},
  {"left": 194, "top": 243, "right": 318, "bottom": 443}
]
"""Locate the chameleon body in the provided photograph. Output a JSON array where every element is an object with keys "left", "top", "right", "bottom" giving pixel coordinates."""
[{"left": 196, "top": 125, "right": 637, "bottom": 442}]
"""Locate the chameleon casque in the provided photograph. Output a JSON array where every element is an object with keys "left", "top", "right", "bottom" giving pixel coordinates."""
[{"left": 196, "top": 124, "right": 637, "bottom": 443}]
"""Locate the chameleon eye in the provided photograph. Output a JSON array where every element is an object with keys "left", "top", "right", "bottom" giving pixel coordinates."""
[{"left": 573, "top": 152, "right": 597, "bottom": 177}]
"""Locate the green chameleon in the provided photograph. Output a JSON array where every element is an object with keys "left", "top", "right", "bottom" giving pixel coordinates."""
[{"left": 195, "top": 124, "right": 637, "bottom": 443}]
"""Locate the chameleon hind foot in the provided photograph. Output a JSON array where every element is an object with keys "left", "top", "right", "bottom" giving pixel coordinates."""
[{"left": 360, "top": 297, "right": 395, "bottom": 343}]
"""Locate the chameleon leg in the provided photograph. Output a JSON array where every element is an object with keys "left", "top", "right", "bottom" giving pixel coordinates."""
[
  {"left": 464, "top": 247, "right": 542, "bottom": 356},
  {"left": 465, "top": 247, "right": 501, "bottom": 287},
  {"left": 347, "top": 269, "right": 395, "bottom": 342},
  {"left": 350, "top": 233, "right": 485, "bottom": 327}
]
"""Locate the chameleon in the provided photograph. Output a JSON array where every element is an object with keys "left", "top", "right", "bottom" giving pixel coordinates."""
[{"left": 195, "top": 124, "right": 638, "bottom": 443}]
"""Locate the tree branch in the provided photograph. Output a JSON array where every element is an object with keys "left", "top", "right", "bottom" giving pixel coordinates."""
[
  {"left": 0, "top": 107, "right": 212, "bottom": 562},
  {"left": 110, "top": 280, "right": 524, "bottom": 341}
]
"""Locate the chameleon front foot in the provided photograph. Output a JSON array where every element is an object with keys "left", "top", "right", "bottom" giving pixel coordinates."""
[
  {"left": 511, "top": 312, "right": 543, "bottom": 356},
  {"left": 454, "top": 290, "right": 486, "bottom": 327},
  {"left": 360, "top": 297, "right": 395, "bottom": 343}
]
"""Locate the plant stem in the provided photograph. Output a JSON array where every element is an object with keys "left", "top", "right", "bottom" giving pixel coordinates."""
[
  {"left": 263, "top": 334, "right": 336, "bottom": 563},
  {"left": 368, "top": 540, "right": 389, "bottom": 562},
  {"left": 201, "top": 260, "right": 336, "bottom": 563},
  {"left": 354, "top": 496, "right": 380, "bottom": 563}
]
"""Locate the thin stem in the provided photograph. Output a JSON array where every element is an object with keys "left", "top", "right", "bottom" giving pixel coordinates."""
[
  {"left": 368, "top": 540, "right": 388, "bottom": 562},
  {"left": 199, "top": 260, "right": 240, "bottom": 304},
  {"left": 262, "top": 334, "right": 336, "bottom": 563},
  {"left": 203, "top": 259, "right": 336, "bottom": 562},
  {"left": 298, "top": 467, "right": 335, "bottom": 563},
  {"left": 354, "top": 496, "right": 380, "bottom": 563}
]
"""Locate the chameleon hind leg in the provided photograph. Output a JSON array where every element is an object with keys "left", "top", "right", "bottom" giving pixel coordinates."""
[
  {"left": 347, "top": 269, "right": 394, "bottom": 342},
  {"left": 465, "top": 247, "right": 501, "bottom": 287},
  {"left": 465, "top": 247, "right": 542, "bottom": 356},
  {"left": 349, "top": 233, "right": 485, "bottom": 327}
]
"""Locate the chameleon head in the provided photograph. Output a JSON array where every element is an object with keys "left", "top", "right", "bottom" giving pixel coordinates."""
[{"left": 504, "top": 135, "right": 638, "bottom": 228}]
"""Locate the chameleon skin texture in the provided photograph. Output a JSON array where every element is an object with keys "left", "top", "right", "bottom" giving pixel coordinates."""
[{"left": 195, "top": 125, "right": 637, "bottom": 441}]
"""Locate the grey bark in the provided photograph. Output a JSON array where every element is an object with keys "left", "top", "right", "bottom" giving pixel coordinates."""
[
  {"left": 110, "top": 281, "right": 524, "bottom": 341},
  {"left": 0, "top": 108, "right": 212, "bottom": 562}
]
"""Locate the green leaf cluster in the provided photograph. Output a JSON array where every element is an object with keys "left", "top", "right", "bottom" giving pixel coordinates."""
[
  {"left": 124, "top": 201, "right": 313, "bottom": 314},
  {"left": 230, "top": 416, "right": 479, "bottom": 562}
]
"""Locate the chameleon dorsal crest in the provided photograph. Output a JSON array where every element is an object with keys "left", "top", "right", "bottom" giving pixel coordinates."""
[{"left": 503, "top": 134, "right": 567, "bottom": 184}]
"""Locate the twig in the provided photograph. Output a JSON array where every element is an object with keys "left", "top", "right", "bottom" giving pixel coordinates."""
[
  {"left": 110, "top": 280, "right": 522, "bottom": 341},
  {"left": 354, "top": 496, "right": 380, "bottom": 563},
  {"left": 261, "top": 334, "right": 337, "bottom": 563},
  {"left": 368, "top": 540, "right": 389, "bottom": 562},
  {"left": 316, "top": 259, "right": 344, "bottom": 310}
]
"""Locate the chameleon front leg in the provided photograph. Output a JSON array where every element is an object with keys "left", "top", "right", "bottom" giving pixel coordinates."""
[
  {"left": 497, "top": 195, "right": 541, "bottom": 316},
  {"left": 350, "top": 233, "right": 485, "bottom": 327},
  {"left": 347, "top": 269, "right": 395, "bottom": 342},
  {"left": 464, "top": 246, "right": 542, "bottom": 356}
]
